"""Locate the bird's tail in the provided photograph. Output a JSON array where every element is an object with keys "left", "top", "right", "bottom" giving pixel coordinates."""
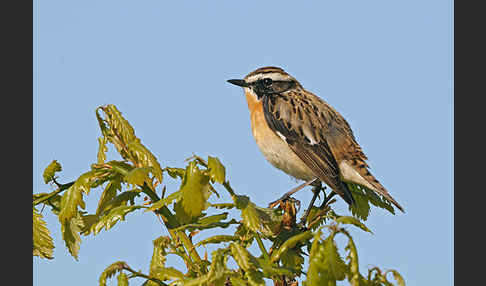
[
  {"left": 340, "top": 159, "right": 405, "bottom": 213},
  {"left": 360, "top": 171, "right": 405, "bottom": 213},
  {"left": 368, "top": 181, "right": 405, "bottom": 213}
]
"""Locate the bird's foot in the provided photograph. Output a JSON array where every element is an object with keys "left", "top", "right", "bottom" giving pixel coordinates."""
[
  {"left": 268, "top": 194, "right": 301, "bottom": 210},
  {"left": 268, "top": 178, "right": 318, "bottom": 209}
]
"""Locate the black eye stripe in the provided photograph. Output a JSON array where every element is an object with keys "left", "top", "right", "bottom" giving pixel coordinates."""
[
  {"left": 251, "top": 79, "right": 295, "bottom": 98},
  {"left": 263, "top": 78, "right": 273, "bottom": 86}
]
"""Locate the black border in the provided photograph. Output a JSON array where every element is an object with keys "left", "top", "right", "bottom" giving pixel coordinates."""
[
  {"left": 454, "top": 0, "right": 482, "bottom": 284},
  {"left": 5, "top": 0, "right": 33, "bottom": 284}
]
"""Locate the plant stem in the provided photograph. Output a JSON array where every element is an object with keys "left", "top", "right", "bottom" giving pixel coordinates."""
[
  {"left": 33, "top": 181, "right": 75, "bottom": 206},
  {"left": 255, "top": 234, "right": 269, "bottom": 260},
  {"left": 222, "top": 181, "right": 236, "bottom": 196},
  {"left": 319, "top": 191, "right": 337, "bottom": 209},
  {"left": 140, "top": 184, "right": 205, "bottom": 271},
  {"left": 122, "top": 264, "right": 168, "bottom": 285}
]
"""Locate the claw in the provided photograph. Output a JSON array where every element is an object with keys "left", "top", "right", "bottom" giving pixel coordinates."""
[
  {"left": 268, "top": 194, "right": 301, "bottom": 209},
  {"left": 268, "top": 178, "right": 318, "bottom": 208},
  {"left": 268, "top": 195, "right": 289, "bottom": 208}
]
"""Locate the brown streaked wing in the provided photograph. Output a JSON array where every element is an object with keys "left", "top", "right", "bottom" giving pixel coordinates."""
[
  {"left": 261, "top": 93, "right": 355, "bottom": 205},
  {"left": 290, "top": 90, "right": 404, "bottom": 212}
]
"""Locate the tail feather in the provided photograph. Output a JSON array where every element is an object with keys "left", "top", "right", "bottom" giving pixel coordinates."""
[
  {"left": 340, "top": 160, "right": 405, "bottom": 213},
  {"left": 370, "top": 183, "right": 405, "bottom": 213}
]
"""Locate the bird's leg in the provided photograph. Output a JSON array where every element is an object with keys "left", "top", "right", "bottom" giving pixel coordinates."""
[
  {"left": 299, "top": 182, "right": 325, "bottom": 226},
  {"left": 319, "top": 190, "right": 337, "bottom": 209},
  {"left": 268, "top": 178, "right": 318, "bottom": 208}
]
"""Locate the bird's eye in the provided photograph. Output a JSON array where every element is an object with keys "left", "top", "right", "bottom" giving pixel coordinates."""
[{"left": 262, "top": 78, "right": 273, "bottom": 86}]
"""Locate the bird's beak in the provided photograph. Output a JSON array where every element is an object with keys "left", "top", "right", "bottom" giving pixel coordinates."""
[{"left": 227, "top": 79, "right": 249, "bottom": 88}]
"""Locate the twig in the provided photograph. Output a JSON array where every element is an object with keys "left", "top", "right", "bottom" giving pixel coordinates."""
[
  {"left": 33, "top": 181, "right": 75, "bottom": 206},
  {"left": 141, "top": 183, "right": 206, "bottom": 272},
  {"left": 255, "top": 234, "right": 269, "bottom": 260},
  {"left": 121, "top": 263, "right": 168, "bottom": 286},
  {"left": 319, "top": 191, "right": 337, "bottom": 208}
]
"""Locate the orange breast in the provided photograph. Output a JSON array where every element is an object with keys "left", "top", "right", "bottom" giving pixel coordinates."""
[{"left": 244, "top": 92, "right": 315, "bottom": 181}]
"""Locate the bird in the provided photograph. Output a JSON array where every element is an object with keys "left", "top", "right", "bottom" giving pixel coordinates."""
[{"left": 227, "top": 66, "right": 404, "bottom": 213}]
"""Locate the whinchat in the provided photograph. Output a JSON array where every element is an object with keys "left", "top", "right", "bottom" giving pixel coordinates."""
[{"left": 227, "top": 66, "right": 404, "bottom": 213}]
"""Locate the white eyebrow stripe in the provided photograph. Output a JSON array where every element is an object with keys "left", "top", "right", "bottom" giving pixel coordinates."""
[{"left": 245, "top": 72, "right": 291, "bottom": 83}]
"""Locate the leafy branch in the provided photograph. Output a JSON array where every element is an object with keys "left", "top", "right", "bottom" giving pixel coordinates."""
[{"left": 33, "top": 104, "right": 405, "bottom": 286}]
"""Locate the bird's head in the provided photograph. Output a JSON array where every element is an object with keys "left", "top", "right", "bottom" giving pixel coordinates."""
[{"left": 227, "top": 66, "right": 302, "bottom": 100}]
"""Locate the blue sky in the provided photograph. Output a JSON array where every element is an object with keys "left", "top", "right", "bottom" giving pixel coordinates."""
[{"left": 33, "top": 1, "right": 453, "bottom": 285}]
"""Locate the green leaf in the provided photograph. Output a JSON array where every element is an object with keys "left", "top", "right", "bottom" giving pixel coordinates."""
[
  {"left": 173, "top": 200, "right": 195, "bottom": 225},
  {"left": 306, "top": 206, "right": 326, "bottom": 230},
  {"left": 181, "top": 277, "right": 208, "bottom": 286},
  {"left": 106, "top": 160, "right": 134, "bottom": 177},
  {"left": 270, "top": 230, "right": 312, "bottom": 262},
  {"left": 229, "top": 276, "right": 248, "bottom": 286},
  {"left": 173, "top": 218, "right": 239, "bottom": 232},
  {"left": 59, "top": 172, "right": 92, "bottom": 224},
  {"left": 146, "top": 190, "right": 182, "bottom": 212},
  {"left": 245, "top": 269, "right": 265, "bottom": 286},
  {"left": 322, "top": 233, "right": 349, "bottom": 282},
  {"left": 149, "top": 236, "right": 170, "bottom": 271},
  {"left": 210, "top": 203, "right": 235, "bottom": 210},
  {"left": 347, "top": 184, "right": 372, "bottom": 221},
  {"left": 347, "top": 183, "right": 395, "bottom": 221},
  {"left": 306, "top": 231, "right": 325, "bottom": 285},
  {"left": 205, "top": 248, "right": 230, "bottom": 286},
  {"left": 75, "top": 171, "right": 95, "bottom": 195},
  {"left": 90, "top": 205, "right": 144, "bottom": 235},
  {"left": 96, "top": 177, "right": 122, "bottom": 215},
  {"left": 279, "top": 248, "right": 305, "bottom": 276},
  {"left": 229, "top": 243, "right": 259, "bottom": 272},
  {"left": 207, "top": 156, "right": 226, "bottom": 184},
  {"left": 144, "top": 237, "right": 171, "bottom": 286},
  {"left": 78, "top": 213, "right": 100, "bottom": 235},
  {"left": 97, "top": 105, "right": 163, "bottom": 184},
  {"left": 336, "top": 216, "right": 373, "bottom": 233},
  {"left": 43, "top": 160, "right": 62, "bottom": 184},
  {"left": 256, "top": 256, "right": 293, "bottom": 278},
  {"left": 99, "top": 261, "right": 127, "bottom": 286},
  {"left": 96, "top": 107, "right": 110, "bottom": 135},
  {"left": 196, "top": 212, "right": 228, "bottom": 225},
  {"left": 229, "top": 243, "right": 265, "bottom": 286},
  {"left": 99, "top": 105, "right": 136, "bottom": 153},
  {"left": 98, "top": 190, "right": 141, "bottom": 217},
  {"left": 127, "top": 139, "right": 163, "bottom": 184},
  {"left": 364, "top": 187, "right": 395, "bottom": 214},
  {"left": 125, "top": 167, "right": 152, "bottom": 187},
  {"left": 164, "top": 167, "right": 185, "bottom": 179},
  {"left": 33, "top": 208, "right": 54, "bottom": 259},
  {"left": 195, "top": 235, "right": 239, "bottom": 248},
  {"left": 180, "top": 161, "right": 210, "bottom": 219},
  {"left": 61, "top": 217, "right": 82, "bottom": 260},
  {"left": 386, "top": 270, "right": 405, "bottom": 286},
  {"left": 306, "top": 230, "right": 349, "bottom": 285},
  {"left": 97, "top": 136, "right": 108, "bottom": 164},
  {"left": 233, "top": 194, "right": 282, "bottom": 238},
  {"left": 152, "top": 267, "right": 184, "bottom": 282},
  {"left": 343, "top": 232, "right": 361, "bottom": 286},
  {"left": 117, "top": 272, "right": 128, "bottom": 286},
  {"left": 234, "top": 224, "right": 255, "bottom": 246}
]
